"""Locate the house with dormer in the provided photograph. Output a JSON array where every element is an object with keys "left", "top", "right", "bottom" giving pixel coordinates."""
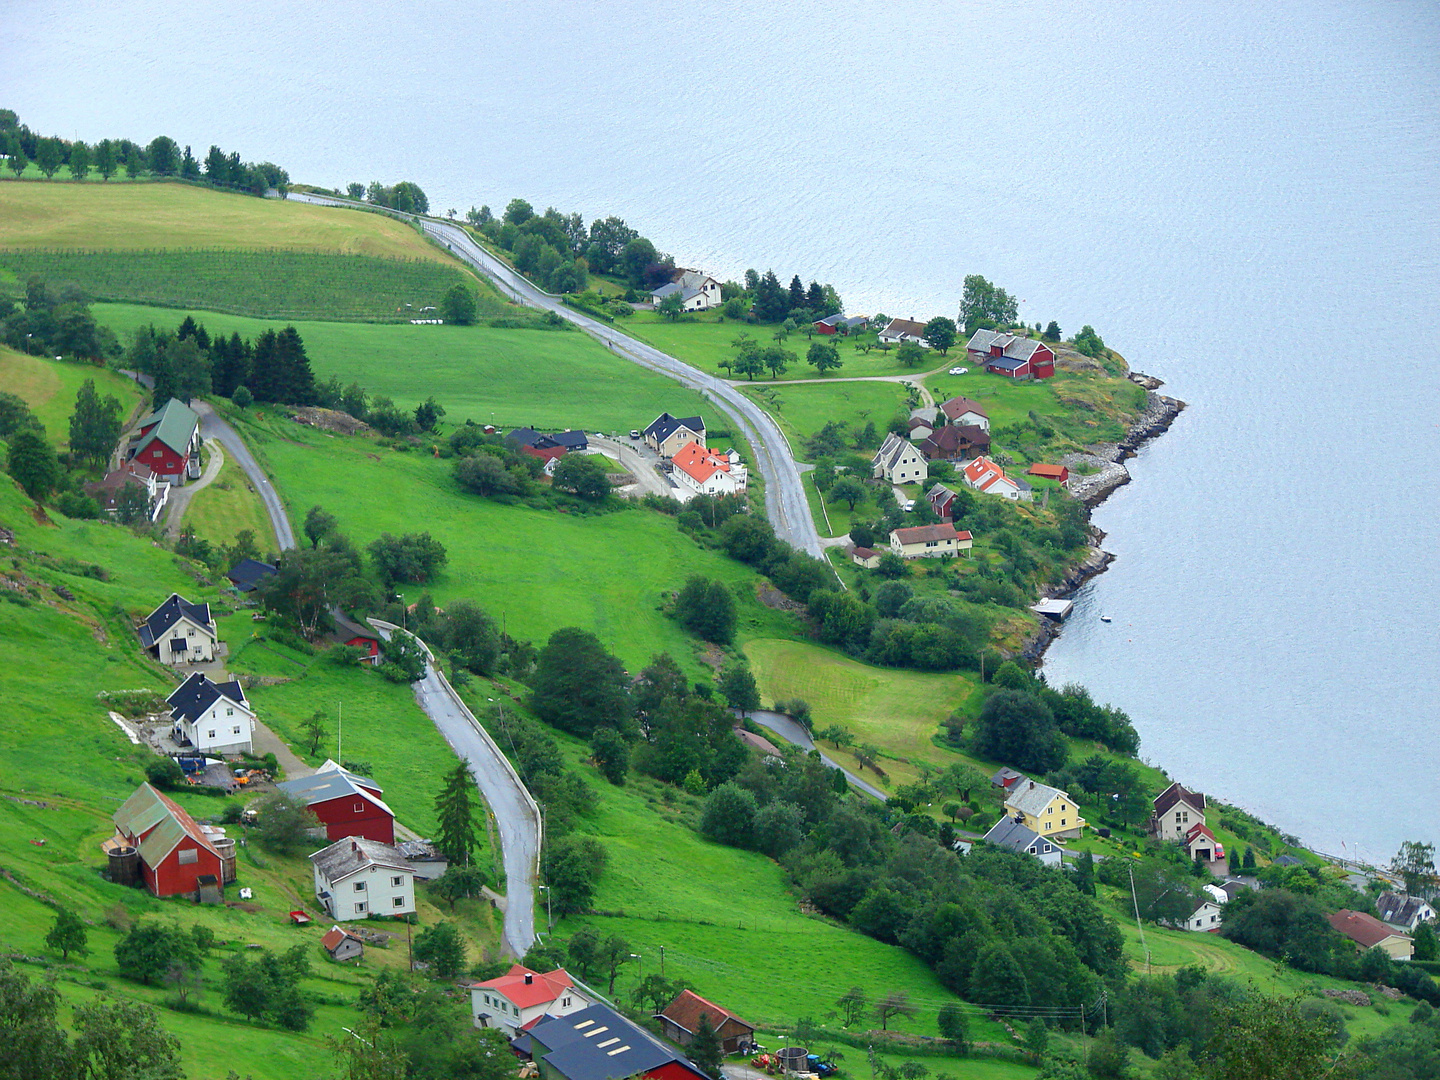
[
  {"left": 1004, "top": 779, "right": 1086, "bottom": 841},
  {"left": 651, "top": 269, "right": 722, "bottom": 312},
  {"left": 138, "top": 593, "right": 218, "bottom": 666},
  {"left": 962, "top": 457, "right": 1032, "bottom": 501},
  {"left": 872, "top": 432, "right": 928, "bottom": 485},
  {"left": 671, "top": 443, "right": 747, "bottom": 496},
  {"left": 167, "top": 673, "right": 255, "bottom": 756},
  {"left": 1377, "top": 892, "right": 1438, "bottom": 933},
  {"left": 1150, "top": 782, "right": 1206, "bottom": 841}
]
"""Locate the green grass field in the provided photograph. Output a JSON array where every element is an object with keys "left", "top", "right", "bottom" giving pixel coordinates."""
[
  {"left": 97, "top": 303, "right": 712, "bottom": 435},
  {"left": 742, "top": 380, "right": 912, "bottom": 457},
  {"left": 0, "top": 180, "right": 455, "bottom": 261},
  {"left": 0, "top": 347, "right": 146, "bottom": 447},
  {"left": 220, "top": 411, "right": 795, "bottom": 676},
  {"left": 184, "top": 451, "right": 277, "bottom": 549}
]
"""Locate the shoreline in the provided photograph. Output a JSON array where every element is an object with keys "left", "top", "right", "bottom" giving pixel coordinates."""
[{"left": 1022, "top": 372, "right": 1186, "bottom": 664}]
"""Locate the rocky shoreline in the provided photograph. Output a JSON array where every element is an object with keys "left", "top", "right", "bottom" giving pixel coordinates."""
[{"left": 1022, "top": 372, "right": 1186, "bottom": 664}]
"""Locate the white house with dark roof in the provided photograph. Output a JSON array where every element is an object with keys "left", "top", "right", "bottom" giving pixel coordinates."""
[
  {"left": 138, "top": 593, "right": 218, "bottom": 665},
  {"left": 872, "top": 432, "right": 927, "bottom": 485},
  {"left": 878, "top": 317, "right": 930, "bottom": 347},
  {"left": 1178, "top": 901, "right": 1225, "bottom": 933},
  {"left": 1377, "top": 892, "right": 1438, "bottom": 933},
  {"left": 167, "top": 673, "right": 254, "bottom": 756},
  {"left": 311, "top": 837, "right": 416, "bottom": 921},
  {"left": 982, "top": 817, "right": 1063, "bottom": 867},
  {"left": 651, "top": 270, "right": 722, "bottom": 311},
  {"left": 1149, "top": 782, "right": 1207, "bottom": 842}
]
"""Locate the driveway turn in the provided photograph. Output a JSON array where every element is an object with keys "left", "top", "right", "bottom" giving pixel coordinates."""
[
  {"left": 285, "top": 192, "right": 822, "bottom": 557},
  {"left": 192, "top": 401, "right": 296, "bottom": 550},
  {"left": 370, "top": 620, "right": 540, "bottom": 958},
  {"left": 163, "top": 438, "right": 225, "bottom": 538},
  {"left": 742, "top": 709, "right": 888, "bottom": 801},
  {"left": 587, "top": 435, "right": 682, "bottom": 501}
]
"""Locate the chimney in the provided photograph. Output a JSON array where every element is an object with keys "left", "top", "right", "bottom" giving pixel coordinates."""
[
  {"left": 1028, "top": 780, "right": 1035, "bottom": 790},
  {"left": 524, "top": 973, "right": 534, "bottom": 985},
  {"left": 352, "top": 840, "right": 360, "bottom": 853}
]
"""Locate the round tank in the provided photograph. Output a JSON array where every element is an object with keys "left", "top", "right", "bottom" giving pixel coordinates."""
[
  {"left": 108, "top": 846, "right": 140, "bottom": 887},
  {"left": 776, "top": 1047, "right": 809, "bottom": 1071},
  {"left": 212, "top": 838, "right": 237, "bottom": 885}
]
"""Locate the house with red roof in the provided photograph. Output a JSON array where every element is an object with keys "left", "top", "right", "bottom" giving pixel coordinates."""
[
  {"left": 1183, "top": 823, "right": 1224, "bottom": 864},
  {"left": 466, "top": 964, "right": 591, "bottom": 1032},
  {"left": 658, "top": 989, "right": 756, "bottom": 1054},
  {"left": 1328, "top": 909, "right": 1414, "bottom": 961},
  {"left": 1027, "top": 463, "right": 1069, "bottom": 486},
  {"left": 671, "top": 442, "right": 747, "bottom": 496},
  {"left": 111, "top": 782, "right": 226, "bottom": 899},
  {"left": 962, "top": 457, "right": 1033, "bottom": 501}
]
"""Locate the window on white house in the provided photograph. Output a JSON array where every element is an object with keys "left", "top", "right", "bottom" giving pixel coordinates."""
[
  {"left": 355, "top": 902, "right": 367, "bottom": 913},
  {"left": 206, "top": 730, "right": 215, "bottom": 739},
  {"left": 393, "top": 897, "right": 404, "bottom": 907},
  {"left": 178, "top": 848, "right": 198, "bottom": 865},
  {"left": 563, "top": 997, "right": 571, "bottom": 1007},
  {"left": 354, "top": 882, "right": 366, "bottom": 891},
  {"left": 392, "top": 876, "right": 403, "bottom": 887},
  {"left": 232, "top": 727, "right": 240, "bottom": 735}
]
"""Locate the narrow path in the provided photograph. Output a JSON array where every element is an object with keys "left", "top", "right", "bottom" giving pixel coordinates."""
[
  {"left": 741, "top": 710, "right": 888, "bottom": 801},
  {"left": 163, "top": 438, "right": 225, "bottom": 537},
  {"left": 369, "top": 620, "right": 540, "bottom": 957},
  {"left": 191, "top": 401, "right": 296, "bottom": 550},
  {"left": 284, "top": 192, "right": 822, "bottom": 557}
]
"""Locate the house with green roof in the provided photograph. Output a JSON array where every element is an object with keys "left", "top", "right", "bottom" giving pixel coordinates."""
[{"left": 125, "top": 398, "right": 201, "bottom": 485}]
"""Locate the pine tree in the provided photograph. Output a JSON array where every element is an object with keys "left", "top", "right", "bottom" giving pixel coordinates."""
[
  {"left": 788, "top": 274, "right": 806, "bottom": 312},
  {"left": 688, "top": 1014, "right": 724, "bottom": 1080},
  {"left": 805, "top": 280, "right": 824, "bottom": 313},
  {"left": 434, "top": 761, "right": 480, "bottom": 865},
  {"left": 273, "top": 326, "right": 317, "bottom": 405},
  {"left": 248, "top": 329, "right": 280, "bottom": 402}
]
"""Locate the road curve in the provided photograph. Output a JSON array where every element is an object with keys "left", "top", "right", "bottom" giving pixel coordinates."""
[
  {"left": 192, "top": 401, "right": 297, "bottom": 550},
  {"left": 741, "top": 709, "right": 889, "bottom": 801},
  {"left": 286, "top": 191, "right": 823, "bottom": 557},
  {"left": 369, "top": 620, "right": 541, "bottom": 958}
]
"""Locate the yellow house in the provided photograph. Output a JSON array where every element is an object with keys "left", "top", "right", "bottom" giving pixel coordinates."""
[{"left": 1004, "top": 780, "right": 1086, "bottom": 841}]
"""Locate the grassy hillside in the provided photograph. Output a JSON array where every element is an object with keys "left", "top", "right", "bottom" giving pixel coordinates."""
[
  {"left": 743, "top": 379, "right": 912, "bottom": 453},
  {"left": 0, "top": 347, "right": 145, "bottom": 447},
  {"left": 98, "top": 304, "right": 712, "bottom": 435},
  {"left": 184, "top": 452, "right": 276, "bottom": 550}
]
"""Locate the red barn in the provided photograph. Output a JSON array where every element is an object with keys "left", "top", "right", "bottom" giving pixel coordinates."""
[
  {"left": 1027, "top": 463, "right": 1070, "bottom": 485},
  {"left": 965, "top": 329, "right": 1056, "bottom": 379},
  {"left": 275, "top": 760, "right": 396, "bottom": 844},
  {"left": 328, "top": 606, "right": 380, "bottom": 662},
  {"left": 125, "top": 398, "right": 201, "bottom": 484},
  {"left": 111, "top": 782, "right": 226, "bottom": 899}
]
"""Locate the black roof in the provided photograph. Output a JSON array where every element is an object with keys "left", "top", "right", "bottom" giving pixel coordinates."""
[
  {"left": 138, "top": 593, "right": 213, "bottom": 648},
  {"left": 506, "top": 427, "right": 545, "bottom": 448},
  {"left": 227, "top": 559, "right": 277, "bottom": 592},
  {"left": 549, "top": 430, "right": 588, "bottom": 450},
  {"left": 526, "top": 1004, "right": 706, "bottom": 1080},
  {"left": 643, "top": 413, "right": 704, "bottom": 444},
  {"left": 167, "top": 672, "right": 247, "bottom": 722},
  {"left": 328, "top": 606, "right": 379, "bottom": 643}
]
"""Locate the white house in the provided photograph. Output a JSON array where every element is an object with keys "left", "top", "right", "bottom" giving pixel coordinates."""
[
  {"left": 310, "top": 837, "right": 417, "bottom": 922},
  {"left": 878, "top": 317, "right": 930, "bottom": 348},
  {"left": 872, "top": 432, "right": 928, "bottom": 484},
  {"left": 938, "top": 396, "right": 991, "bottom": 432},
  {"left": 962, "top": 456, "right": 1033, "bottom": 501},
  {"left": 1377, "top": 892, "right": 1438, "bottom": 933},
  {"left": 465, "top": 964, "right": 591, "bottom": 1032},
  {"left": 671, "top": 442, "right": 747, "bottom": 495},
  {"left": 138, "top": 593, "right": 218, "bottom": 665},
  {"left": 167, "top": 673, "right": 254, "bottom": 756},
  {"left": 982, "top": 817, "right": 1063, "bottom": 867},
  {"left": 1149, "top": 782, "right": 1206, "bottom": 842},
  {"left": 650, "top": 270, "right": 722, "bottom": 311},
  {"left": 1180, "top": 902, "right": 1225, "bottom": 932}
]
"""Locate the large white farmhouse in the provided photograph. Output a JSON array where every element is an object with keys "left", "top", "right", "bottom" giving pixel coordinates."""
[
  {"left": 167, "top": 673, "right": 255, "bottom": 756},
  {"left": 310, "top": 837, "right": 417, "bottom": 922}
]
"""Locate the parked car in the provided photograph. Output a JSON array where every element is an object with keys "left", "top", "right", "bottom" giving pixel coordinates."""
[
  {"left": 629, "top": 429, "right": 641, "bottom": 439},
  {"left": 903, "top": 499, "right": 916, "bottom": 512},
  {"left": 948, "top": 366, "right": 968, "bottom": 375}
]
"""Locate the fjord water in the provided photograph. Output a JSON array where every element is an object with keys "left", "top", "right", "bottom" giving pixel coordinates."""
[{"left": 6, "top": 2, "right": 1438, "bottom": 859}]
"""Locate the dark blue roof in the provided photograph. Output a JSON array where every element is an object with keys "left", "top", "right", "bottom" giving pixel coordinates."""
[
  {"left": 166, "top": 673, "right": 247, "bottom": 723},
  {"left": 643, "top": 413, "right": 704, "bottom": 444},
  {"left": 227, "top": 559, "right": 276, "bottom": 592},
  {"left": 549, "top": 431, "right": 588, "bottom": 450},
  {"left": 986, "top": 356, "right": 1028, "bottom": 372},
  {"left": 507, "top": 427, "right": 545, "bottom": 447},
  {"left": 138, "top": 593, "right": 212, "bottom": 647},
  {"left": 525, "top": 1003, "right": 706, "bottom": 1080}
]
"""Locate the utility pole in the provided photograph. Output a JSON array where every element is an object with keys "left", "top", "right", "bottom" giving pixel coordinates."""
[
  {"left": 337, "top": 701, "right": 342, "bottom": 761},
  {"left": 659, "top": 944, "right": 664, "bottom": 977}
]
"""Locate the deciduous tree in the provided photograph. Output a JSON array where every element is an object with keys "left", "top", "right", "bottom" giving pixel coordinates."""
[
  {"left": 6, "top": 429, "right": 60, "bottom": 501},
  {"left": 45, "top": 909, "right": 89, "bottom": 960},
  {"left": 807, "top": 341, "right": 842, "bottom": 374},
  {"left": 874, "top": 990, "right": 918, "bottom": 1031},
  {"left": 413, "top": 922, "right": 467, "bottom": 979},
  {"left": 530, "top": 628, "right": 630, "bottom": 737},
  {"left": 441, "top": 284, "right": 477, "bottom": 325},
  {"left": 68, "top": 378, "right": 122, "bottom": 469}
]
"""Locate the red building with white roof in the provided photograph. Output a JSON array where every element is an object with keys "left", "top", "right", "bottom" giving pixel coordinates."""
[{"left": 275, "top": 760, "right": 396, "bottom": 844}]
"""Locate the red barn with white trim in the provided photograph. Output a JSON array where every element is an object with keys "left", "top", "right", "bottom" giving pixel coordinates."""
[{"left": 275, "top": 760, "right": 396, "bottom": 844}]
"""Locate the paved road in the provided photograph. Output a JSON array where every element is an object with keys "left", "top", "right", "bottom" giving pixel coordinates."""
[
  {"left": 370, "top": 620, "right": 540, "bottom": 957},
  {"left": 192, "top": 401, "right": 296, "bottom": 550},
  {"left": 742, "top": 710, "right": 889, "bottom": 801},
  {"left": 287, "top": 192, "right": 822, "bottom": 557},
  {"left": 588, "top": 434, "right": 683, "bottom": 501},
  {"left": 163, "top": 438, "right": 225, "bottom": 537}
]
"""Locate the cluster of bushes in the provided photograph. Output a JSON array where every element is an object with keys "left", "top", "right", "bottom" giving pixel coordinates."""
[
  {"left": 343, "top": 180, "right": 429, "bottom": 214},
  {"left": 448, "top": 423, "right": 613, "bottom": 507},
  {"left": 313, "top": 375, "right": 446, "bottom": 437},
  {"left": 353, "top": 970, "right": 516, "bottom": 1079},
  {"left": 466, "top": 199, "right": 601, "bottom": 294},
  {"left": 0, "top": 109, "right": 288, "bottom": 194},
  {"left": 0, "top": 279, "right": 114, "bottom": 361}
]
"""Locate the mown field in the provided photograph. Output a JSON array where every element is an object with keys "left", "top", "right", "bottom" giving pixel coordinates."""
[
  {"left": 184, "top": 450, "right": 276, "bottom": 549},
  {"left": 743, "top": 379, "right": 913, "bottom": 456},
  {"left": 219, "top": 409, "right": 794, "bottom": 677},
  {"left": 0, "top": 346, "right": 145, "bottom": 447},
  {"left": 98, "top": 303, "right": 711, "bottom": 435}
]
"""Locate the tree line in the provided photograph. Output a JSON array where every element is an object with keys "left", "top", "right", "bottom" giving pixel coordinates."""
[{"left": 0, "top": 109, "right": 289, "bottom": 195}]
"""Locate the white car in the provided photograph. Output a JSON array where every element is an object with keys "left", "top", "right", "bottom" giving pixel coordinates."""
[
  {"left": 629, "top": 430, "right": 641, "bottom": 439},
  {"left": 948, "top": 366, "right": 968, "bottom": 375},
  {"left": 903, "top": 499, "right": 916, "bottom": 512}
]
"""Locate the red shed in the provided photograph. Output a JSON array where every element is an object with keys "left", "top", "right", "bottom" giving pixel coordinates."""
[
  {"left": 111, "top": 782, "right": 225, "bottom": 898},
  {"left": 1027, "top": 463, "right": 1070, "bottom": 485},
  {"left": 328, "top": 606, "right": 380, "bottom": 662},
  {"left": 275, "top": 761, "right": 396, "bottom": 844},
  {"left": 965, "top": 330, "right": 1056, "bottom": 380}
]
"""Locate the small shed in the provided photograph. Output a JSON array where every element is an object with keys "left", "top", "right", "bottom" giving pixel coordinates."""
[
  {"left": 322, "top": 925, "right": 364, "bottom": 963},
  {"left": 849, "top": 546, "right": 883, "bottom": 569}
]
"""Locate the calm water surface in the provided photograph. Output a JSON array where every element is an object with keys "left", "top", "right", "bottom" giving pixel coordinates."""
[{"left": 5, "top": 1, "right": 1438, "bottom": 859}]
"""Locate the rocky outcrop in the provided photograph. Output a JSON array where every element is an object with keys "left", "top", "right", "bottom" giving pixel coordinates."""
[{"left": 1020, "top": 546, "right": 1115, "bottom": 662}]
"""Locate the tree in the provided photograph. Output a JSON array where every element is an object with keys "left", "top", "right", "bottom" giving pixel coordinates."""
[
  {"left": 441, "top": 284, "right": 477, "bottom": 325},
  {"left": 922, "top": 317, "right": 957, "bottom": 354},
  {"left": 530, "top": 628, "right": 630, "bottom": 737},
  {"left": 689, "top": 1014, "right": 724, "bottom": 1080},
  {"left": 807, "top": 341, "right": 842, "bottom": 374},
  {"left": 829, "top": 475, "right": 866, "bottom": 510},
  {"left": 45, "top": 908, "right": 89, "bottom": 960},
  {"left": 1072, "top": 325, "right": 1107, "bottom": 358},
  {"left": 368, "top": 532, "right": 448, "bottom": 585},
  {"left": 0, "top": 958, "right": 78, "bottom": 1078},
  {"left": 144, "top": 757, "right": 187, "bottom": 791},
  {"left": 66, "top": 141, "right": 91, "bottom": 182},
  {"left": 301, "top": 710, "right": 327, "bottom": 756},
  {"left": 1023, "top": 1019, "right": 1049, "bottom": 1062},
  {"left": 1043, "top": 321, "right": 1061, "bottom": 341},
  {"left": 34, "top": 138, "right": 64, "bottom": 178},
  {"left": 753, "top": 801, "right": 805, "bottom": 857},
  {"left": 413, "top": 396, "right": 446, "bottom": 433},
  {"left": 146, "top": 136, "right": 179, "bottom": 176},
  {"left": 455, "top": 453, "right": 527, "bottom": 497},
  {"left": 1414, "top": 920, "right": 1438, "bottom": 961},
  {"left": 72, "top": 997, "right": 183, "bottom": 1080},
  {"left": 440, "top": 599, "right": 501, "bottom": 675},
  {"left": 718, "top": 662, "right": 760, "bottom": 714},
  {"left": 68, "top": 379, "right": 123, "bottom": 469},
  {"left": 896, "top": 341, "right": 925, "bottom": 368},
  {"left": 430, "top": 864, "right": 487, "bottom": 911},
  {"left": 599, "top": 934, "right": 632, "bottom": 995},
  {"left": 544, "top": 836, "right": 608, "bottom": 915},
  {"left": 701, "top": 783, "right": 758, "bottom": 847},
  {"left": 732, "top": 338, "right": 766, "bottom": 380},
  {"left": 959, "top": 275, "right": 1018, "bottom": 332},
  {"left": 589, "top": 727, "right": 630, "bottom": 785},
  {"left": 378, "top": 627, "right": 427, "bottom": 683},
  {"left": 1394, "top": 841, "right": 1437, "bottom": 897},
  {"left": 972, "top": 690, "right": 1068, "bottom": 773},
  {"left": 1070, "top": 850, "right": 1096, "bottom": 896},
  {"left": 5, "top": 138, "right": 29, "bottom": 179},
  {"left": 115, "top": 923, "right": 200, "bottom": 986},
  {"left": 874, "top": 990, "right": 918, "bottom": 1031},
  {"left": 674, "top": 576, "right": 738, "bottom": 644},
  {"left": 552, "top": 455, "right": 611, "bottom": 501},
  {"left": 232, "top": 384, "right": 253, "bottom": 409},
  {"left": 937, "top": 1002, "right": 969, "bottom": 1050},
  {"left": 632, "top": 974, "right": 682, "bottom": 1014},
  {"left": 566, "top": 928, "right": 604, "bottom": 980},
  {"left": 657, "top": 292, "right": 685, "bottom": 321},
  {"left": 434, "top": 761, "right": 481, "bottom": 865},
  {"left": 875, "top": 552, "right": 908, "bottom": 578},
  {"left": 761, "top": 345, "right": 794, "bottom": 379},
  {"left": 253, "top": 791, "right": 321, "bottom": 854},
  {"left": 7, "top": 430, "right": 60, "bottom": 502},
  {"left": 413, "top": 922, "right": 467, "bottom": 979},
  {"left": 1202, "top": 994, "right": 1351, "bottom": 1080},
  {"left": 304, "top": 505, "right": 338, "bottom": 549}
]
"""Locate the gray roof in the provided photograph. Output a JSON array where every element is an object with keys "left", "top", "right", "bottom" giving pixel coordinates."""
[
  {"left": 328, "top": 606, "right": 378, "bottom": 643},
  {"left": 910, "top": 406, "right": 940, "bottom": 424},
  {"left": 138, "top": 592, "right": 213, "bottom": 648},
  {"left": 644, "top": 412, "right": 705, "bottom": 444},
  {"left": 927, "top": 482, "right": 955, "bottom": 502},
  {"left": 1005, "top": 779, "right": 1069, "bottom": 818},
  {"left": 651, "top": 283, "right": 701, "bottom": 302},
  {"left": 967, "top": 329, "right": 1046, "bottom": 365},
  {"left": 310, "top": 836, "right": 413, "bottom": 884},
  {"left": 277, "top": 763, "right": 394, "bottom": 819},
  {"left": 1377, "top": 892, "right": 1434, "bottom": 927},
  {"left": 983, "top": 816, "right": 1055, "bottom": 856},
  {"left": 873, "top": 432, "right": 919, "bottom": 472},
  {"left": 167, "top": 673, "right": 248, "bottom": 722},
  {"left": 132, "top": 398, "right": 199, "bottom": 458},
  {"left": 227, "top": 559, "right": 276, "bottom": 592}
]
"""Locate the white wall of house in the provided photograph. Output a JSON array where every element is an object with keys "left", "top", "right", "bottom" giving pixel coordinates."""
[
  {"left": 890, "top": 535, "right": 971, "bottom": 558},
  {"left": 315, "top": 862, "right": 416, "bottom": 922},
  {"left": 470, "top": 985, "right": 591, "bottom": 1032},
  {"left": 878, "top": 446, "right": 927, "bottom": 484},
  {"left": 178, "top": 699, "right": 255, "bottom": 756},
  {"left": 1156, "top": 803, "right": 1204, "bottom": 842},
  {"left": 953, "top": 410, "right": 989, "bottom": 431},
  {"left": 157, "top": 617, "right": 217, "bottom": 665},
  {"left": 1184, "top": 903, "right": 1224, "bottom": 932}
]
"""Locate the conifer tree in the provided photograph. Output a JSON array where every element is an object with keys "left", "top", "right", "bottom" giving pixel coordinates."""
[{"left": 434, "top": 761, "right": 480, "bottom": 865}]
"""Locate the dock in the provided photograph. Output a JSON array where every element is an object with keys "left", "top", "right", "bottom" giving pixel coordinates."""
[{"left": 1031, "top": 598, "right": 1074, "bottom": 620}]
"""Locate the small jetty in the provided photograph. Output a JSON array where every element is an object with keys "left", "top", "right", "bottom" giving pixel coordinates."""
[{"left": 1031, "top": 598, "right": 1074, "bottom": 620}]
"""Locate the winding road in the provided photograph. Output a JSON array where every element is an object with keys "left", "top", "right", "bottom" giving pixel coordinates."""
[
  {"left": 286, "top": 191, "right": 823, "bottom": 557},
  {"left": 191, "top": 401, "right": 297, "bottom": 551},
  {"left": 743, "top": 709, "right": 888, "bottom": 801},
  {"left": 370, "top": 621, "right": 541, "bottom": 957}
]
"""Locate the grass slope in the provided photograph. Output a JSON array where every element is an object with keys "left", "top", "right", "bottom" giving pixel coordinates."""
[
  {"left": 0, "top": 347, "right": 145, "bottom": 448},
  {"left": 742, "top": 380, "right": 912, "bottom": 455},
  {"left": 98, "top": 304, "right": 711, "bottom": 435},
  {"left": 184, "top": 453, "right": 276, "bottom": 550}
]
